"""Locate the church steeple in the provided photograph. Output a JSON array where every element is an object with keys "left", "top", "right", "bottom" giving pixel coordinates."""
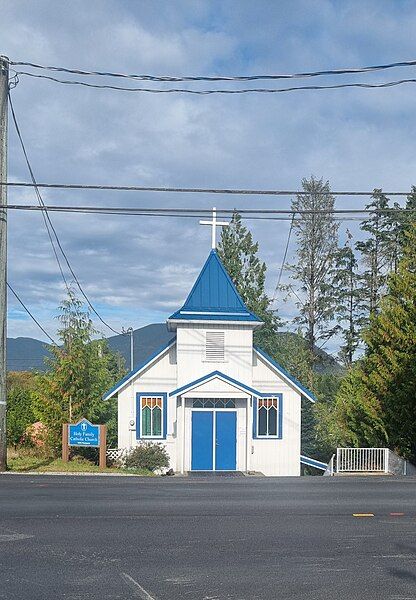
[{"left": 167, "top": 250, "right": 262, "bottom": 327}]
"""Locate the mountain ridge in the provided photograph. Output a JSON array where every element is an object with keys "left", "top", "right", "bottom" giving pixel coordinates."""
[{"left": 7, "top": 323, "right": 342, "bottom": 374}]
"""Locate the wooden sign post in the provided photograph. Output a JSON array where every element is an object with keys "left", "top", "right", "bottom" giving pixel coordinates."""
[
  {"left": 62, "top": 418, "right": 107, "bottom": 469},
  {"left": 62, "top": 423, "right": 70, "bottom": 462},
  {"left": 99, "top": 424, "right": 106, "bottom": 470}
]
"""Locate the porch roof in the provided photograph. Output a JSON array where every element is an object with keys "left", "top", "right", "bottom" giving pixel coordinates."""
[{"left": 169, "top": 370, "right": 262, "bottom": 398}]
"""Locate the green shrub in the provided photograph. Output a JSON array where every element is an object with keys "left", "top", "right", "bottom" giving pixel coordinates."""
[{"left": 124, "top": 443, "right": 169, "bottom": 472}]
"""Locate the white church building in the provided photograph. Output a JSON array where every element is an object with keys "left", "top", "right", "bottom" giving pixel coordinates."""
[{"left": 104, "top": 213, "right": 318, "bottom": 476}]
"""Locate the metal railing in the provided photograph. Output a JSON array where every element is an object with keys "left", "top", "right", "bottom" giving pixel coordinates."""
[
  {"left": 336, "top": 447, "right": 388, "bottom": 473},
  {"left": 324, "top": 453, "right": 335, "bottom": 476}
]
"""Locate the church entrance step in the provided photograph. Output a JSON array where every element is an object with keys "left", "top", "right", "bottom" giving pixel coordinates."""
[{"left": 188, "top": 471, "right": 244, "bottom": 478}]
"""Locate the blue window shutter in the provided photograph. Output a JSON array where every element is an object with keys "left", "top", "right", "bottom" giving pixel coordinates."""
[
  {"left": 278, "top": 395, "right": 283, "bottom": 439},
  {"left": 163, "top": 394, "right": 168, "bottom": 439},
  {"left": 136, "top": 393, "right": 141, "bottom": 440},
  {"left": 252, "top": 397, "right": 257, "bottom": 439}
]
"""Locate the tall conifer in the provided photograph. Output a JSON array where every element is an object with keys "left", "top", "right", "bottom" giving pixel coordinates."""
[
  {"left": 287, "top": 176, "right": 339, "bottom": 354},
  {"left": 218, "top": 212, "right": 279, "bottom": 354}
]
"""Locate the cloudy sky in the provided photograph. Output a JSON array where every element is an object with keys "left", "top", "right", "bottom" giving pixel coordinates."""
[{"left": 2, "top": 0, "right": 416, "bottom": 349}]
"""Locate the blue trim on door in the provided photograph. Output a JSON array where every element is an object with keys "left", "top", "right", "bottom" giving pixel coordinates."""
[
  {"left": 215, "top": 411, "right": 237, "bottom": 470},
  {"left": 191, "top": 411, "right": 214, "bottom": 470},
  {"left": 136, "top": 392, "right": 168, "bottom": 440},
  {"left": 252, "top": 393, "right": 283, "bottom": 439}
]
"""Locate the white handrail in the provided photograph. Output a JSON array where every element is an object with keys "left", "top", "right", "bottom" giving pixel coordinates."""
[{"left": 336, "top": 447, "right": 387, "bottom": 472}]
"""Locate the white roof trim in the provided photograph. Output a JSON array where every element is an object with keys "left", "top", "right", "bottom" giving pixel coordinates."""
[{"left": 167, "top": 318, "right": 263, "bottom": 327}]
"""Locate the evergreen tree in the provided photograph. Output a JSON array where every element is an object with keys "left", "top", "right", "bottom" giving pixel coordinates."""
[
  {"left": 33, "top": 289, "right": 124, "bottom": 450},
  {"left": 355, "top": 190, "right": 392, "bottom": 319},
  {"left": 315, "top": 364, "right": 387, "bottom": 450},
  {"left": 333, "top": 231, "right": 366, "bottom": 365},
  {"left": 398, "top": 187, "right": 416, "bottom": 246},
  {"left": 287, "top": 176, "right": 339, "bottom": 354},
  {"left": 6, "top": 372, "right": 36, "bottom": 447},
  {"left": 359, "top": 223, "right": 416, "bottom": 460},
  {"left": 217, "top": 211, "right": 279, "bottom": 354},
  {"left": 323, "top": 224, "right": 416, "bottom": 460}
]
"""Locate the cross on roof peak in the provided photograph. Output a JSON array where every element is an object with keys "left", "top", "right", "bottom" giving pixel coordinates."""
[{"left": 199, "top": 207, "right": 230, "bottom": 249}]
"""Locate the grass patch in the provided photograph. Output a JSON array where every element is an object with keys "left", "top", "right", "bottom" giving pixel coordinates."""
[{"left": 6, "top": 448, "right": 153, "bottom": 476}]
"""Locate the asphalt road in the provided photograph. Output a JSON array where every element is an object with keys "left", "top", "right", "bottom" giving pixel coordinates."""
[{"left": 0, "top": 474, "right": 416, "bottom": 600}]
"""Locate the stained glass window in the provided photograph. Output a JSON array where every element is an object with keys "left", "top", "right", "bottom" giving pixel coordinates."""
[
  {"left": 192, "top": 399, "right": 236, "bottom": 409},
  {"left": 141, "top": 397, "right": 163, "bottom": 437},
  {"left": 257, "top": 398, "right": 279, "bottom": 437}
]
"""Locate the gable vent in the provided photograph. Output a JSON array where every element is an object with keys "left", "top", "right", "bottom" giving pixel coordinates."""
[{"left": 205, "top": 331, "right": 225, "bottom": 362}]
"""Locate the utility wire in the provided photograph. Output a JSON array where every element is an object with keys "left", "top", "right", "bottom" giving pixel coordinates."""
[
  {"left": 8, "top": 97, "right": 122, "bottom": 335},
  {"left": 8, "top": 94, "right": 70, "bottom": 291},
  {"left": 7, "top": 282, "right": 57, "bottom": 345},
  {"left": 2, "top": 204, "right": 415, "bottom": 215},
  {"left": 2, "top": 181, "right": 413, "bottom": 196},
  {"left": 12, "top": 71, "right": 416, "bottom": 94},
  {"left": 10, "top": 57, "right": 416, "bottom": 82},
  {"left": 272, "top": 214, "right": 295, "bottom": 305}
]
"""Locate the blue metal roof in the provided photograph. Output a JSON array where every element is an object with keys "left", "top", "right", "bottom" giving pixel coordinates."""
[{"left": 168, "top": 250, "right": 261, "bottom": 323}]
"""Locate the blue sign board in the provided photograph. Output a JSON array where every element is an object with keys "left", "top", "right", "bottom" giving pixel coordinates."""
[{"left": 68, "top": 419, "right": 100, "bottom": 447}]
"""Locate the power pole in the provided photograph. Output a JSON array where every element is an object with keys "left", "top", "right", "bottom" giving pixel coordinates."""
[
  {"left": 122, "top": 327, "right": 134, "bottom": 371},
  {"left": 0, "top": 56, "right": 8, "bottom": 471}
]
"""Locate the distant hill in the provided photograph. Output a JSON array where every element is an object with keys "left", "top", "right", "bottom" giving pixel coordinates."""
[
  {"left": 107, "top": 323, "right": 173, "bottom": 369},
  {"left": 7, "top": 323, "right": 342, "bottom": 375},
  {"left": 7, "top": 337, "right": 53, "bottom": 371}
]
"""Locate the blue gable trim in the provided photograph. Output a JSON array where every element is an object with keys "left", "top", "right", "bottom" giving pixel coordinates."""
[
  {"left": 168, "top": 250, "right": 261, "bottom": 323},
  {"left": 300, "top": 455, "right": 328, "bottom": 471},
  {"left": 254, "top": 346, "right": 317, "bottom": 403},
  {"left": 169, "top": 370, "right": 261, "bottom": 398},
  {"left": 103, "top": 337, "right": 176, "bottom": 400}
]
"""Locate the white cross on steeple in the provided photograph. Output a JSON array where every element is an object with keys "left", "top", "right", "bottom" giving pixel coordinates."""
[{"left": 199, "top": 207, "right": 230, "bottom": 249}]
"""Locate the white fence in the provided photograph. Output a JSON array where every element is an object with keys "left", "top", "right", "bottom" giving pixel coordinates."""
[
  {"left": 106, "top": 447, "right": 129, "bottom": 464},
  {"left": 336, "top": 447, "right": 388, "bottom": 473}
]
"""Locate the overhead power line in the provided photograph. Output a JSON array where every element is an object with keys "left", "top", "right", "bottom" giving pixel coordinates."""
[
  {"left": 7, "top": 282, "right": 57, "bottom": 345},
  {"left": 12, "top": 72, "right": 416, "bottom": 94},
  {"left": 8, "top": 94, "right": 70, "bottom": 291},
  {"left": 8, "top": 99, "right": 122, "bottom": 336},
  {"left": 272, "top": 215, "right": 295, "bottom": 304},
  {"left": 10, "top": 57, "right": 416, "bottom": 82},
  {"left": 3, "top": 204, "right": 415, "bottom": 215},
  {"left": 2, "top": 181, "right": 414, "bottom": 196}
]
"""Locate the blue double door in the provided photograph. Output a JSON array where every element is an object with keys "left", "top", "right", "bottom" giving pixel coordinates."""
[{"left": 191, "top": 410, "right": 237, "bottom": 471}]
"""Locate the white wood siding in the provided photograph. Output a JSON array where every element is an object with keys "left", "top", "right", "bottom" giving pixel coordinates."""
[
  {"left": 176, "top": 323, "right": 253, "bottom": 386},
  {"left": 252, "top": 351, "right": 302, "bottom": 475},
  {"left": 117, "top": 344, "right": 178, "bottom": 469},
  {"left": 116, "top": 333, "right": 304, "bottom": 476}
]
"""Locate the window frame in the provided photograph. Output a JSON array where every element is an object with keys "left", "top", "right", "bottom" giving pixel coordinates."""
[
  {"left": 136, "top": 392, "right": 167, "bottom": 440},
  {"left": 253, "top": 394, "right": 283, "bottom": 439}
]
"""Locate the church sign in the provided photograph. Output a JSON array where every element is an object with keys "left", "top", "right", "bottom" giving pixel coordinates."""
[
  {"left": 68, "top": 418, "right": 100, "bottom": 447},
  {"left": 62, "top": 419, "right": 107, "bottom": 468}
]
